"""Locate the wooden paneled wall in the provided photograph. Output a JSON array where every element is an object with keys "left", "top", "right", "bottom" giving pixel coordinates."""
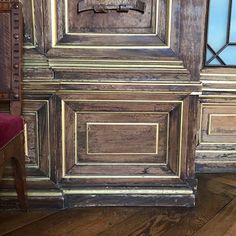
[{"left": 1, "top": 0, "right": 235, "bottom": 209}]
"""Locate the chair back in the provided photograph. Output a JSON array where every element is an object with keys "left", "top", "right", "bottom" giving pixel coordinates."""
[{"left": 0, "top": 1, "right": 23, "bottom": 116}]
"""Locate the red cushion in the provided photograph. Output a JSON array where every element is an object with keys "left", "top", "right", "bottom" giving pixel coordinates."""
[{"left": 0, "top": 113, "right": 24, "bottom": 149}]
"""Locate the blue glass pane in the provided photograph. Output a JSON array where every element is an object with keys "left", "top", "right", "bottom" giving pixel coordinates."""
[
  {"left": 206, "top": 49, "right": 214, "bottom": 61},
  {"left": 229, "top": 0, "right": 236, "bottom": 42},
  {"left": 209, "top": 58, "right": 221, "bottom": 65},
  {"left": 208, "top": 0, "right": 229, "bottom": 52},
  {"left": 219, "top": 46, "right": 236, "bottom": 64}
]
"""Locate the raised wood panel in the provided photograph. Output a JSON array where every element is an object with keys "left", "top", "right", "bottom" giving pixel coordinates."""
[
  {"left": 21, "top": 0, "right": 44, "bottom": 51},
  {"left": 23, "top": 100, "right": 50, "bottom": 177},
  {"left": 75, "top": 112, "right": 168, "bottom": 163},
  {"left": 209, "top": 115, "right": 236, "bottom": 136},
  {"left": 68, "top": 0, "right": 158, "bottom": 34},
  {"left": 200, "top": 104, "right": 236, "bottom": 144},
  {"left": 196, "top": 99, "right": 236, "bottom": 173},
  {"left": 59, "top": 93, "right": 191, "bottom": 183},
  {"left": 21, "top": 0, "right": 35, "bottom": 46},
  {"left": 87, "top": 123, "right": 159, "bottom": 154},
  {"left": 53, "top": 0, "right": 170, "bottom": 47}
]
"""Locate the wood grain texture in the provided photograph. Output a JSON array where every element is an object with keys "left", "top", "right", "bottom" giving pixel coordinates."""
[
  {"left": 0, "top": 211, "right": 56, "bottom": 236},
  {"left": 0, "top": 174, "right": 235, "bottom": 236},
  {"left": 193, "top": 198, "right": 236, "bottom": 236},
  {"left": 196, "top": 96, "right": 236, "bottom": 173}
]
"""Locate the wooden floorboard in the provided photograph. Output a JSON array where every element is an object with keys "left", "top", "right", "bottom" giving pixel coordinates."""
[
  {"left": 193, "top": 198, "right": 236, "bottom": 236},
  {"left": 0, "top": 174, "right": 235, "bottom": 236},
  {"left": 0, "top": 211, "right": 56, "bottom": 236}
]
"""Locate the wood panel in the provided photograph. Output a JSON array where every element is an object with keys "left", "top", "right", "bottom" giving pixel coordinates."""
[
  {"left": 68, "top": 0, "right": 157, "bottom": 34},
  {"left": 23, "top": 100, "right": 50, "bottom": 174},
  {"left": 196, "top": 96, "right": 236, "bottom": 173},
  {"left": 21, "top": 0, "right": 44, "bottom": 51},
  {"left": 1, "top": 174, "right": 235, "bottom": 235},
  {"left": 200, "top": 104, "right": 236, "bottom": 144},
  {"left": 0, "top": 12, "right": 11, "bottom": 91},
  {"left": 60, "top": 94, "right": 187, "bottom": 183},
  {"left": 0, "top": 0, "right": 210, "bottom": 208},
  {"left": 53, "top": 0, "right": 168, "bottom": 47},
  {"left": 87, "top": 123, "right": 159, "bottom": 154}
]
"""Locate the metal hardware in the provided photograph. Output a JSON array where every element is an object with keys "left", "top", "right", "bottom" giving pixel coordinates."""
[{"left": 77, "top": 0, "right": 145, "bottom": 14}]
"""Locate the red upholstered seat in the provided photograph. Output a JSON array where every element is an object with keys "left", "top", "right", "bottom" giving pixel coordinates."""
[{"left": 0, "top": 113, "right": 24, "bottom": 149}]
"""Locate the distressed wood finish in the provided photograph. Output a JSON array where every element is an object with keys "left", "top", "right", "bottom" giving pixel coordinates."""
[
  {"left": 0, "top": 174, "right": 236, "bottom": 235},
  {"left": 196, "top": 94, "right": 236, "bottom": 173},
  {"left": 0, "top": 1, "right": 23, "bottom": 116},
  {"left": 0, "top": 0, "right": 215, "bottom": 208},
  {"left": 0, "top": 1, "right": 27, "bottom": 209},
  {"left": 0, "top": 132, "right": 27, "bottom": 209}
]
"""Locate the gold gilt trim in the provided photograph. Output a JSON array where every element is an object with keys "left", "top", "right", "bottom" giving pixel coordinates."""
[
  {"left": 74, "top": 111, "right": 169, "bottom": 165},
  {"left": 76, "top": 163, "right": 166, "bottom": 166},
  {"left": 51, "top": 0, "right": 172, "bottom": 48},
  {"left": 62, "top": 175, "right": 179, "bottom": 179},
  {"left": 195, "top": 159, "right": 236, "bottom": 163},
  {"left": 196, "top": 150, "right": 236, "bottom": 154},
  {"left": 48, "top": 59, "right": 186, "bottom": 69},
  {"left": 2, "top": 177, "right": 50, "bottom": 181},
  {"left": 62, "top": 99, "right": 183, "bottom": 179},
  {"left": 23, "top": 82, "right": 199, "bottom": 86},
  {"left": 0, "top": 191, "right": 62, "bottom": 197},
  {"left": 65, "top": 0, "right": 160, "bottom": 36},
  {"left": 22, "top": 111, "right": 40, "bottom": 168},
  {"left": 178, "top": 101, "right": 184, "bottom": 176},
  {"left": 199, "top": 103, "right": 236, "bottom": 145},
  {"left": 200, "top": 73, "right": 236, "bottom": 77},
  {"left": 23, "top": 100, "right": 51, "bottom": 177},
  {"left": 24, "top": 123, "right": 29, "bottom": 157},
  {"left": 208, "top": 114, "right": 236, "bottom": 136},
  {"left": 62, "top": 188, "right": 193, "bottom": 195},
  {"left": 85, "top": 122, "right": 159, "bottom": 155}
]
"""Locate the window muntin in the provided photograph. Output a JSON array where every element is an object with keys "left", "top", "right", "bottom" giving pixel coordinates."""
[{"left": 206, "top": 0, "right": 236, "bottom": 66}]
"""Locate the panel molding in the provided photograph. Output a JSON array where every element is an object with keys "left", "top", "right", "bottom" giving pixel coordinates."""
[
  {"left": 23, "top": 99, "right": 51, "bottom": 177},
  {"left": 61, "top": 97, "right": 184, "bottom": 180},
  {"left": 51, "top": 0, "right": 172, "bottom": 48},
  {"left": 86, "top": 122, "right": 159, "bottom": 155}
]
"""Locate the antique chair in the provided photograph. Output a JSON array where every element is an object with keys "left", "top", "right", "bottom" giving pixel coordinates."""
[{"left": 0, "top": 0, "right": 27, "bottom": 209}]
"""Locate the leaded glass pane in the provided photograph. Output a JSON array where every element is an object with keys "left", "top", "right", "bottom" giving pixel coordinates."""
[
  {"left": 206, "top": 0, "right": 236, "bottom": 66},
  {"left": 230, "top": 0, "right": 236, "bottom": 42}
]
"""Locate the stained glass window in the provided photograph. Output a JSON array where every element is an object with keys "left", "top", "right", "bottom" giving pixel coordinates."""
[{"left": 206, "top": 0, "right": 236, "bottom": 66}]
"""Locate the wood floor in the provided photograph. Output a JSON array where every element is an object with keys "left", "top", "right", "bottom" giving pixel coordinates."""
[{"left": 0, "top": 174, "right": 236, "bottom": 236}]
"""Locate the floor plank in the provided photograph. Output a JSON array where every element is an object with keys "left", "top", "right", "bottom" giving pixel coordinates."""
[
  {"left": 0, "top": 174, "right": 235, "bottom": 236},
  {"left": 157, "top": 175, "right": 234, "bottom": 236},
  {"left": 0, "top": 211, "right": 55, "bottom": 236},
  {"left": 193, "top": 198, "right": 236, "bottom": 236},
  {"left": 98, "top": 208, "right": 187, "bottom": 236},
  {"left": 2, "top": 207, "right": 140, "bottom": 236}
]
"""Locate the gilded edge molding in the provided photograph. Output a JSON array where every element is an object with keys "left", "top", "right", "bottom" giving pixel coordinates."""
[
  {"left": 61, "top": 99, "right": 184, "bottom": 179},
  {"left": 51, "top": 0, "right": 172, "bottom": 48},
  {"left": 196, "top": 103, "right": 236, "bottom": 160},
  {"left": 208, "top": 114, "right": 236, "bottom": 136}
]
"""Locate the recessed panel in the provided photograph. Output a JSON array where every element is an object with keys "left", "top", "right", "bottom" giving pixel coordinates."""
[
  {"left": 200, "top": 105, "right": 236, "bottom": 144},
  {"left": 67, "top": 0, "right": 156, "bottom": 34},
  {"left": 76, "top": 112, "right": 167, "bottom": 163},
  {"left": 61, "top": 96, "right": 185, "bottom": 180},
  {"left": 23, "top": 113, "right": 39, "bottom": 165},
  {"left": 87, "top": 123, "right": 158, "bottom": 154},
  {"left": 209, "top": 115, "right": 236, "bottom": 136},
  {"left": 53, "top": 0, "right": 170, "bottom": 47},
  {"left": 21, "top": 0, "right": 35, "bottom": 46}
]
